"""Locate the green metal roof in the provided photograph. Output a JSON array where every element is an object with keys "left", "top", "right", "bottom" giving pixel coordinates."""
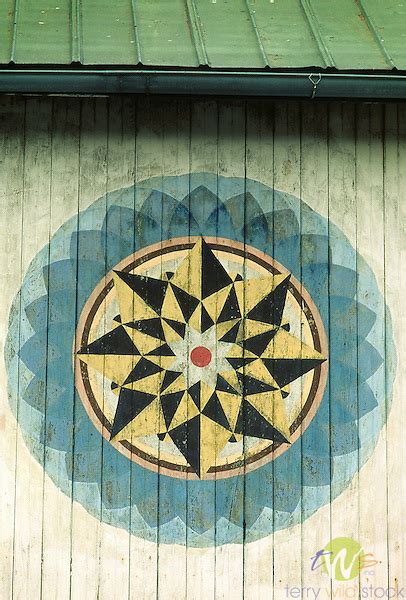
[{"left": 0, "top": 0, "right": 405, "bottom": 70}]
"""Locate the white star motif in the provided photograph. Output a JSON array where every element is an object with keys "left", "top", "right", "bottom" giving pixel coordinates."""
[{"left": 168, "top": 324, "right": 234, "bottom": 388}]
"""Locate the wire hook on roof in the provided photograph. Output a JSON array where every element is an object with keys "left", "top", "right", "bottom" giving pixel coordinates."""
[{"left": 309, "top": 73, "right": 322, "bottom": 99}]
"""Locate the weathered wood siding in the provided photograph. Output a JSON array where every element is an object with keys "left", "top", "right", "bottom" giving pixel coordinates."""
[{"left": 0, "top": 96, "right": 404, "bottom": 600}]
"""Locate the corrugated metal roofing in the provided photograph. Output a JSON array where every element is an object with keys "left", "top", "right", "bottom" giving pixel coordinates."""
[{"left": 0, "top": 0, "right": 405, "bottom": 70}]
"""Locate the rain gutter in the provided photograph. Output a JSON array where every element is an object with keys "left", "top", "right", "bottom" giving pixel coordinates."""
[{"left": 0, "top": 69, "right": 405, "bottom": 100}]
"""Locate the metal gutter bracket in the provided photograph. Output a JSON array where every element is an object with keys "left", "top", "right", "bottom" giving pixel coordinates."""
[{"left": 308, "top": 73, "right": 322, "bottom": 99}]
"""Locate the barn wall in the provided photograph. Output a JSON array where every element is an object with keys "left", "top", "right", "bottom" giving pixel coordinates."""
[{"left": 0, "top": 96, "right": 404, "bottom": 600}]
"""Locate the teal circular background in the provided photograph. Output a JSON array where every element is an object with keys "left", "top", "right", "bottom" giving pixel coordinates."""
[{"left": 5, "top": 173, "right": 396, "bottom": 546}]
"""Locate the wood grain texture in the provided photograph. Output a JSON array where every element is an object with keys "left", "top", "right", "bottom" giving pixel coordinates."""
[{"left": 0, "top": 96, "right": 404, "bottom": 600}]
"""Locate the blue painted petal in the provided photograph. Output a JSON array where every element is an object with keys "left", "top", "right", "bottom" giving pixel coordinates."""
[
  {"left": 329, "top": 266, "right": 357, "bottom": 299},
  {"left": 301, "top": 263, "right": 329, "bottom": 324},
  {"left": 332, "top": 341, "right": 382, "bottom": 386},
  {"left": 19, "top": 331, "right": 62, "bottom": 375},
  {"left": 357, "top": 302, "right": 378, "bottom": 339},
  {"left": 358, "top": 340, "right": 383, "bottom": 382},
  {"left": 43, "top": 260, "right": 78, "bottom": 293},
  {"left": 134, "top": 213, "right": 162, "bottom": 247},
  {"left": 302, "top": 455, "right": 331, "bottom": 486},
  {"left": 185, "top": 186, "right": 222, "bottom": 230},
  {"left": 244, "top": 464, "right": 274, "bottom": 513},
  {"left": 150, "top": 477, "right": 187, "bottom": 526},
  {"left": 300, "top": 200, "right": 327, "bottom": 235},
  {"left": 330, "top": 297, "right": 377, "bottom": 339},
  {"left": 244, "top": 485, "right": 268, "bottom": 526},
  {"left": 68, "top": 447, "right": 102, "bottom": 483},
  {"left": 140, "top": 189, "right": 180, "bottom": 229},
  {"left": 42, "top": 414, "right": 73, "bottom": 451},
  {"left": 272, "top": 235, "right": 301, "bottom": 278},
  {"left": 333, "top": 394, "right": 359, "bottom": 423},
  {"left": 133, "top": 493, "right": 159, "bottom": 529},
  {"left": 25, "top": 291, "right": 77, "bottom": 328},
  {"left": 331, "top": 422, "right": 359, "bottom": 455},
  {"left": 101, "top": 472, "right": 131, "bottom": 510},
  {"left": 102, "top": 205, "right": 137, "bottom": 239},
  {"left": 359, "top": 382, "right": 379, "bottom": 417},
  {"left": 223, "top": 192, "right": 264, "bottom": 234},
  {"left": 70, "top": 230, "right": 106, "bottom": 264},
  {"left": 272, "top": 208, "right": 300, "bottom": 239},
  {"left": 330, "top": 319, "right": 358, "bottom": 364},
  {"left": 22, "top": 376, "right": 46, "bottom": 412},
  {"left": 46, "top": 349, "right": 73, "bottom": 389},
  {"left": 205, "top": 202, "right": 236, "bottom": 239},
  {"left": 302, "top": 422, "right": 331, "bottom": 458},
  {"left": 244, "top": 214, "right": 269, "bottom": 248},
  {"left": 273, "top": 476, "right": 301, "bottom": 513},
  {"left": 273, "top": 444, "right": 302, "bottom": 512},
  {"left": 168, "top": 202, "right": 200, "bottom": 238},
  {"left": 302, "top": 264, "right": 329, "bottom": 288},
  {"left": 25, "top": 295, "right": 49, "bottom": 332},
  {"left": 105, "top": 233, "right": 135, "bottom": 270},
  {"left": 300, "top": 235, "right": 330, "bottom": 265},
  {"left": 22, "top": 376, "right": 66, "bottom": 413},
  {"left": 73, "top": 259, "right": 107, "bottom": 299},
  {"left": 216, "top": 475, "right": 245, "bottom": 529},
  {"left": 330, "top": 363, "right": 358, "bottom": 422}
]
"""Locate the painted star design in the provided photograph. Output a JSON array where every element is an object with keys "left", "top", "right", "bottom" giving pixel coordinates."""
[{"left": 78, "top": 238, "right": 326, "bottom": 477}]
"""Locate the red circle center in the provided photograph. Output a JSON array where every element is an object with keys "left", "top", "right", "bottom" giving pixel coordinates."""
[{"left": 190, "top": 346, "right": 212, "bottom": 368}]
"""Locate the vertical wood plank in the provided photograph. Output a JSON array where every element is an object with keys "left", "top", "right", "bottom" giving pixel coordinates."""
[
  {"left": 215, "top": 99, "right": 246, "bottom": 600},
  {"left": 187, "top": 98, "right": 219, "bottom": 600},
  {"left": 97, "top": 96, "right": 136, "bottom": 600},
  {"left": 40, "top": 98, "right": 81, "bottom": 600},
  {"left": 328, "top": 102, "right": 359, "bottom": 598},
  {"left": 272, "top": 100, "right": 302, "bottom": 599},
  {"left": 243, "top": 99, "right": 275, "bottom": 600},
  {"left": 156, "top": 97, "right": 190, "bottom": 600},
  {"left": 12, "top": 97, "right": 53, "bottom": 600},
  {"left": 0, "top": 97, "right": 26, "bottom": 600},
  {"left": 356, "top": 103, "right": 389, "bottom": 590},
  {"left": 128, "top": 96, "right": 160, "bottom": 600},
  {"left": 70, "top": 98, "right": 108, "bottom": 600},
  {"left": 299, "top": 100, "right": 330, "bottom": 595}
]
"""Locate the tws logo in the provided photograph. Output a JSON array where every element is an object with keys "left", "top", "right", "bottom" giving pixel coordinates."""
[{"left": 310, "top": 537, "right": 378, "bottom": 581}]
